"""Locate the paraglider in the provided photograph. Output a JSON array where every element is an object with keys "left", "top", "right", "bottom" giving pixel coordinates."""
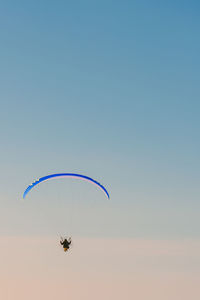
[
  {"left": 60, "top": 237, "right": 72, "bottom": 252},
  {"left": 22, "top": 173, "right": 109, "bottom": 253}
]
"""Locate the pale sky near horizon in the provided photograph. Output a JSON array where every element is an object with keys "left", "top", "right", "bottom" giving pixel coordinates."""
[
  {"left": 0, "top": 237, "right": 200, "bottom": 299},
  {"left": 0, "top": 1, "right": 200, "bottom": 299}
]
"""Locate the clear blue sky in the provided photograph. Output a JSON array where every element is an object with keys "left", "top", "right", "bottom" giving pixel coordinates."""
[{"left": 0, "top": 0, "right": 200, "bottom": 238}]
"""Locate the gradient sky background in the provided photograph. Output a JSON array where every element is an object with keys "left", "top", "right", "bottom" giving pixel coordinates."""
[{"left": 0, "top": 1, "right": 200, "bottom": 299}]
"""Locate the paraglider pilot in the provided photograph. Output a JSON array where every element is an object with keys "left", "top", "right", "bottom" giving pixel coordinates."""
[{"left": 60, "top": 237, "right": 72, "bottom": 252}]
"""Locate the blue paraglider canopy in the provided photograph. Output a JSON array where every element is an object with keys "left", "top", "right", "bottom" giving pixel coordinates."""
[{"left": 23, "top": 173, "right": 110, "bottom": 200}]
